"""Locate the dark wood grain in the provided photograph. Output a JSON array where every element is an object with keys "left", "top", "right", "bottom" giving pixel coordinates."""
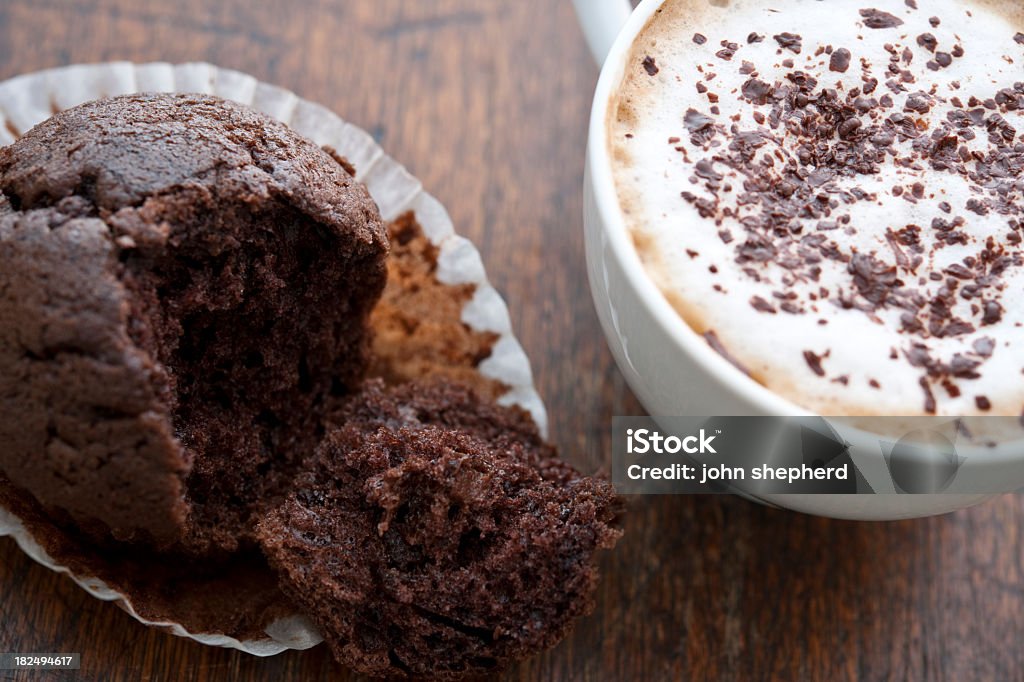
[{"left": 1, "top": 1, "right": 1023, "bottom": 680}]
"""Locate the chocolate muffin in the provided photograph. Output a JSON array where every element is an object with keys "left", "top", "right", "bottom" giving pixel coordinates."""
[
  {"left": 0, "top": 93, "right": 389, "bottom": 551},
  {"left": 0, "top": 208, "right": 531, "bottom": 642},
  {"left": 257, "top": 379, "right": 622, "bottom": 679}
]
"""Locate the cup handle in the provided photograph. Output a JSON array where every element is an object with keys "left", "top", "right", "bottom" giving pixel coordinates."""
[{"left": 572, "top": 0, "right": 635, "bottom": 65}]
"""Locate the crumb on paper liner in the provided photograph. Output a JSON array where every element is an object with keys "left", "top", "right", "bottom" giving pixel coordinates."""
[{"left": 0, "top": 62, "right": 548, "bottom": 656}]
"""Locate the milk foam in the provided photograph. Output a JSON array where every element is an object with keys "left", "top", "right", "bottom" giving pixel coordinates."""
[{"left": 610, "top": 0, "right": 1024, "bottom": 416}]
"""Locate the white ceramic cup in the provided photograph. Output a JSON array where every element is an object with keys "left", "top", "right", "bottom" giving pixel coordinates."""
[{"left": 572, "top": 0, "right": 1024, "bottom": 519}]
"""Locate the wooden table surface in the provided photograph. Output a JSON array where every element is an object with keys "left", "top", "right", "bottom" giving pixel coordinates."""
[{"left": 1, "top": 1, "right": 1023, "bottom": 680}]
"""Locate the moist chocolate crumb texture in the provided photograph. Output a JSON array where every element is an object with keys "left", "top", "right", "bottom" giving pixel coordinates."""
[
  {"left": 612, "top": 0, "right": 1024, "bottom": 415},
  {"left": 0, "top": 93, "right": 390, "bottom": 550},
  {"left": 257, "top": 379, "right": 623, "bottom": 680}
]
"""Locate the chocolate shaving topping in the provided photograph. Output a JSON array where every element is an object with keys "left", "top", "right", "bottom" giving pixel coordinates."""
[
  {"left": 703, "top": 331, "right": 751, "bottom": 376},
  {"left": 803, "top": 350, "right": 828, "bottom": 377},
  {"left": 774, "top": 32, "right": 802, "bottom": 54},
  {"left": 973, "top": 337, "right": 995, "bottom": 357},
  {"left": 751, "top": 296, "right": 777, "bottom": 314},
  {"left": 849, "top": 254, "right": 899, "bottom": 306},
  {"left": 982, "top": 301, "right": 1004, "bottom": 326},
  {"left": 860, "top": 8, "right": 904, "bottom": 29},
  {"left": 830, "top": 48, "right": 852, "bottom": 73},
  {"left": 666, "top": 16, "right": 1024, "bottom": 407},
  {"left": 642, "top": 56, "right": 659, "bottom": 76},
  {"left": 716, "top": 41, "right": 740, "bottom": 61},
  {"left": 741, "top": 78, "right": 773, "bottom": 105},
  {"left": 684, "top": 109, "right": 713, "bottom": 130},
  {"left": 693, "top": 33, "right": 708, "bottom": 45},
  {"left": 920, "top": 377, "right": 937, "bottom": 414},
  {"left": 683, "top": 108, "right": 720, "bottom": 145}
]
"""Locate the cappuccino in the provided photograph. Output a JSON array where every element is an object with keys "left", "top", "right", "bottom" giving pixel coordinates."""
[{"left": 610, "top": 0, "right": 1024, "bottom": 415}]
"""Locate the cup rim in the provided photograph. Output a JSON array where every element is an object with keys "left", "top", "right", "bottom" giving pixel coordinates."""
[{"left": 587, "top": 0, "right": 809, "bottom": 418}]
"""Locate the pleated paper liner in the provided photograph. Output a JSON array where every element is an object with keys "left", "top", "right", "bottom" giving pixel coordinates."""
[{"left": 0, "top": 62, "right": 547, "bottom": 656}]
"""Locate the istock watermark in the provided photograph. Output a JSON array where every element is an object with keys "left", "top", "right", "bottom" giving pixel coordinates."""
[
  {"left": 612, "top": 416, "right": 1024, "bottom": 495},
  {"left": 626, "top": 427, "right": 719, "bottom": 455}
]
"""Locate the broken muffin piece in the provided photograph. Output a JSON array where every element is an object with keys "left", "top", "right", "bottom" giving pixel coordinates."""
[
  {"left": 0, "top": 93, "right": 389, "bottom": 551},
  {"left": 257, "top": 379, "right": 622, "bottom": 679}
]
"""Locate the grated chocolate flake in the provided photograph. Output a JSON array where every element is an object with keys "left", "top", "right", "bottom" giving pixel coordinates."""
[
  {"left": 860, "top": 8, "right": 905, "bottom": 29},
  {"left": 665, "top": 16, "right": 1024, "bottom": 401},
  {"left": 830, "top": 48, "right": 853, "bottom": 73},
  {"left": 803, "top": 350, "right": 828, "bottom": 377},
  {"left": 774, "top": 32, "right": 803, "bottom": 53}
]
